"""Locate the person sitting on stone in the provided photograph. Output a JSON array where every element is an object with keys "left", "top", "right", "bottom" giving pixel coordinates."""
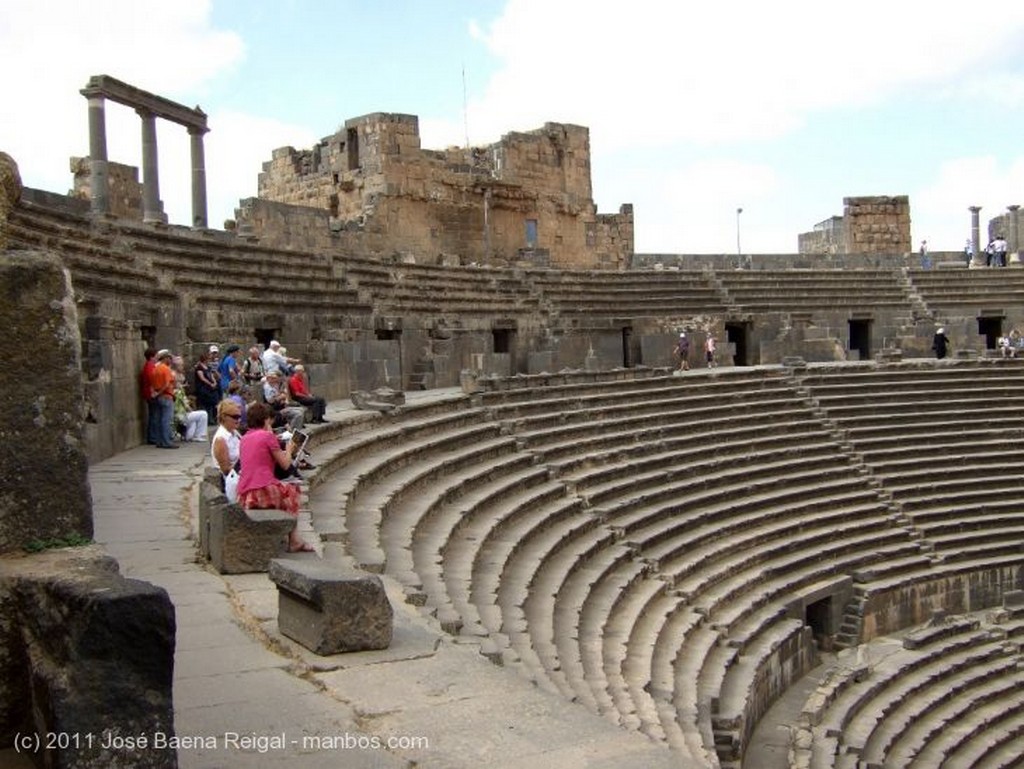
[
  {"left": 263, "top": 370, "right": 305, "bottom": 431},
  {"left": 225, "top": 379, "right": 250, "bottom": 432},
  {"left": 236, "top": 402, "right": 313, "bottom": 553},
  {"left": 171, "top": 355, "right": 208, "bottom": 442},
  {"left": 288, "top": 365, "right": 328, "bottom": 423}
]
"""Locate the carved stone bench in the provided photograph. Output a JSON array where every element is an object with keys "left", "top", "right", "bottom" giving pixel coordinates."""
[
  {"left": 199, "top": 470, "right": 295, "bottom": 574},
  {"left": 268, "top": 558, "right": 393, "bottom": 655}
]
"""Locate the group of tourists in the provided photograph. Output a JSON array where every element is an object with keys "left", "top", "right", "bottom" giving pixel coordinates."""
[
  {"left": 672, "top": 332, "right": 717, "bottom": 372},
  {"left": 140, "top": 339, "right": 323, "bottom": 552}
]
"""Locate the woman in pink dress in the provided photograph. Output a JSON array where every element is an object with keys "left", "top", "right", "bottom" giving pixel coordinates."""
[{"left": 236, "top": 402, "right": 314, "bottom": 552}]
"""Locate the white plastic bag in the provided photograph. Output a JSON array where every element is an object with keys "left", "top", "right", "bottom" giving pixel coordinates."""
[{"left": 223, "top": 468, "right": 240, "bottom": 504}]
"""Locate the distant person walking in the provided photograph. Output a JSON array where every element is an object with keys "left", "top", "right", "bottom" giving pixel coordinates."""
[
  {"left": 932, "top": 327, "right": 951, "bottom": 360},
  {"left": 964, "top": 239, "right": 974, "bottom": 266},
  {"left": 919, "top": 239, "right": 930, "bottom": 269},
  {"left": 994, "top": 234, "right": 1008, "bottom": 267},
  {"left": 705, "top": 335, "right": 717, "bottom": 368},
  {"left": 673, "top": 332, "right": 690, "bottom": 371}
]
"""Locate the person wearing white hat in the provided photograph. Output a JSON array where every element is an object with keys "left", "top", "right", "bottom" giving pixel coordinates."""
[
  {"left": 673, "top": 332, "right": 690, "bottom": 371},
  {"left": 932, "top": 327, "right": 950, "bottom": 360}
]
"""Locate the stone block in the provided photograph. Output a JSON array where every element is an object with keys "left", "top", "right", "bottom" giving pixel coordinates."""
[
  {"left": 269, "top": 559, "right": 393, "bottom": 655},
  {"left": 199, "top": 480, "right": 295, "bottom": 574},
  {"left": 0, "top": 252, "right": 92, "bottom": 554},
  {"left": 0, "top": 546, "right": 176, "bottom": 767},
  {"left": 350, "top": 387, "right": 405, "bottom": 412}
]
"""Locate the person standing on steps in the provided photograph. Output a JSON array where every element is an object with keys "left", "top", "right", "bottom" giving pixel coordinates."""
[
  {"left": 673, "top": 332, "right": 690, "bottom": 372},
  {"left": 705, "top": 335, "right": 717, "bottom": 368},
  {"left": 932, "top": 327, "right": 951, "bottom": 360}
]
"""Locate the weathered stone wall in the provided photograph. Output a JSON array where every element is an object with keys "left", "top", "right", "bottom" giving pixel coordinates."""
[
  {"left": 798, "top": 215, "right": 844, "bottom": 255},
  {"left": 254, "top": 114, "right": 632, "bottom": 270},
  {"left": 841, "top": 195, "right": 911, "bottom": 254},
  {"left": 0, "top": 152, "right": 21, "bottom": 251},
  {"left": 0, "top": 251, "right": 92, "bottom": 552},
  {"left": 70, "top": 157, "right": 143, "bottom": 222},
  {"left": 860, "top": 563, "right": 1024, "bottom": 640}
]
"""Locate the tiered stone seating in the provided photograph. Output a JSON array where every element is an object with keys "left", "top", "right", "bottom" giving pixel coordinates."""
[
  {"left": 798, "top": 613, "right": 1024, "bottom": 769},
  {"left": 799, "top": 364, "right": 1024, "bottom": 564},
  {"left": 7, "top": 200, "right": 373, "bottom": 317},
  {"left": 525, "top": 268, "right": 728, "bottom": 317},
  {"left": 6, "top": 203, "right": 177, "bottom": 305},
  {"left": 716, "top": 268, "right": 910, "bottom": 313},
  {"left": 304, "top": 361, "right": 1024, "bottom": 768},
  {"left": 908, "top": 266, "right": 1024, "bottom": 311},
  {"left": 338, "top": 255, "right": 539, "bottom": 316}
]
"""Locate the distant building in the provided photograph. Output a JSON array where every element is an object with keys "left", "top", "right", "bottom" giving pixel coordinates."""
[
  {"left": 799, "top": 196, "right": 911, "bottom": 255},
  {"left": 250, "top": 113, "right": 634, "bottom": 270}
]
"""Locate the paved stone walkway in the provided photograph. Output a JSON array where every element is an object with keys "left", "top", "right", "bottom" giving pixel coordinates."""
[{"left": 85, "top": 396, "right": 687, "bottom": 769}]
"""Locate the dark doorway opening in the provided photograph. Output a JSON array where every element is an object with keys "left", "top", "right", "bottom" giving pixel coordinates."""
[
  {"left": 725, "top": 322, "right": 751, "bottom": 366},
  {"left": 621, "top": 326, "right": 634, "bottom": 368},
  {"left": 806, "top": 596, "right": 834, "bottom": 651},
  {"left": 376, "top": 328, "right": 400, "bottom": 341},
  {"left": 254, "top": 328, "right": 278, "bottom": 350},
  {"left": 493, "top": 328, "right": 512, "bottom": 354},
  {"left": 849, "top": 319, "right": 872, "bottom": 361},
  {"left": 978, "top": 316, "right": 1003, "bottom": 351}
]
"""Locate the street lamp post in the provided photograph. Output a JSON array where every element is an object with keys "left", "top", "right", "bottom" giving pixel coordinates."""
[{"left": 736, "top": 207, "right": 743, "bottom": 266}]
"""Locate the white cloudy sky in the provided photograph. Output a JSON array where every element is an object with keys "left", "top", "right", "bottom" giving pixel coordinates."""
[{"left": 3, "top": 0, "right": 1024, "bottom": 253}]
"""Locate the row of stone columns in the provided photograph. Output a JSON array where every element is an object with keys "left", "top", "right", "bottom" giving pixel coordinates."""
[{"left": 82, "top": 76, "right": 209, "bottom": 228}]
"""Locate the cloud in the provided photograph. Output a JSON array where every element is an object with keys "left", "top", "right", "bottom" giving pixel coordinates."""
[
  {"left": 0, "top": 0, "right": 244, "bottom": 215},
  {"left": 434, "top": 0, "right": 1024, "bottom": 151},
  {"left": 913, "top": 156, "right": 1024, "bottom": 249}
]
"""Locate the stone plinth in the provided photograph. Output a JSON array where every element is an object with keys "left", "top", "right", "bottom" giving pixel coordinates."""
[
  {"left": 0, "top": 251, "right": 92, "bottom": 554},
  {"left": 269, "top": 559, "right": 393, "bottom": 655},
  {"left": 199, "top": 477, "right": 294, "bottom": 574},
  {"left": 0, "top": 546, "right": 176, "bottom": 767}
]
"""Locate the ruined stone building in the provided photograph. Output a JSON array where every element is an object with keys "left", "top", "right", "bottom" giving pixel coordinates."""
[
  {"left": 798, "top": 195, "right": 911, "bottom": 255},
  {"left": 248, "top": 113, "right": 634, "bottom": 270}
]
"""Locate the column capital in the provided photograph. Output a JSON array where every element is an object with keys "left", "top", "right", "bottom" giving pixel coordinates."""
[
  {"left": 1009, "top": 204, "right": 1021, "bottom": 212},
  {"left": 187, "top": 124, "right": 210, "bottom": 136},
  {"left": 969, "top": 205, "right": 982, "bottom": 213}
]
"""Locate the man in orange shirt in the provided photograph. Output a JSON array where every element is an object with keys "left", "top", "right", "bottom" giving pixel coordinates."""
[{"left": 150, "top": 349, "right": 179, "bottom": 449}]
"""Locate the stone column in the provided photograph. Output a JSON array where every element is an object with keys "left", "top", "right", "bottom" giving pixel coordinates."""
[
  {"left": 138, "top": 109, "right": 165, "bottom": 224},
  {"left": 1009, "top": 204, "right": 1021, "bottom": 263},
  {"left": 189, "top": 126, "right": 209, "bottom": 228},
  {"left": 86, "top": 95, "right": 109, "bottom": 215},
  {"left": 969, "top": 206, "right": 983, "bottom": 266}
]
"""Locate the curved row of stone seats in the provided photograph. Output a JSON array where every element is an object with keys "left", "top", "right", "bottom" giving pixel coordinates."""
[
  {"left": 409, "top": 374, "right": 913, "bottom": 765},
  {"left": 716, "top": 269, "right": 910, "bottom": 312},
  {"left": 304, "top": 363, "right": 1024, "bottom": 768},
  {"left": 337, "top": 255, "right": 541, "bottom": 316},
  {"left": 6, "top": 202, "right": 179, "bottom": 305},
  {"left": 799, "top": 613, "right": 1024, "bottom": 769},
  {"left": 908, "top": 266, "right": 1024, "bottom": 310},
  {"left": 799, "top": 364, "right": 1024, "bottom": 563},
  {"left": 8, "top": 198, "right": 374, "bottom": 315},
  {"left": 524, "top": 268, "right": 728, "bottom": 316}
]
